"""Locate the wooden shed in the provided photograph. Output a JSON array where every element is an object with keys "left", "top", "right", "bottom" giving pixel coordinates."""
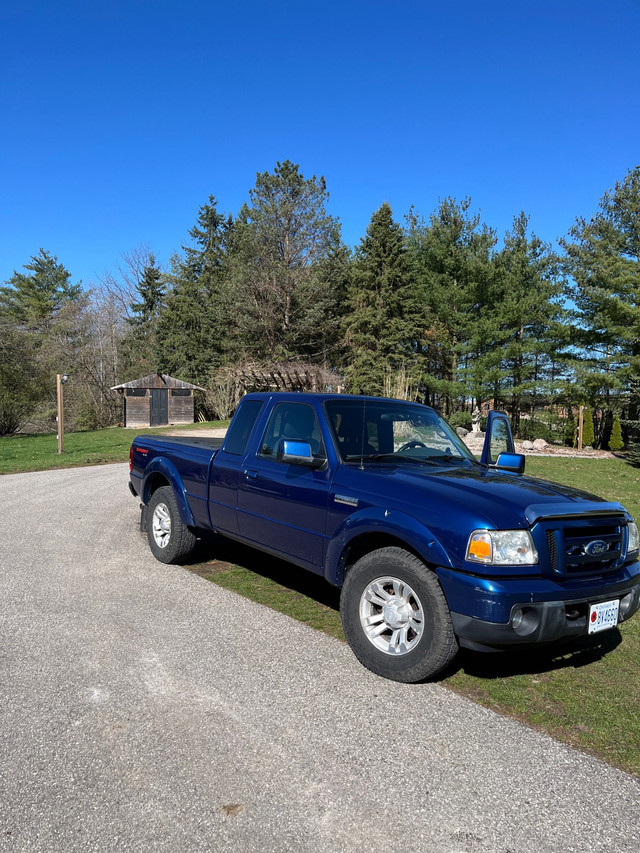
[{"left": 111, "top": 373, "right": 206, "bottom": 428}]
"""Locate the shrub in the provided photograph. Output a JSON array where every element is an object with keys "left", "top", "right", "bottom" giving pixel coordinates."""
[
  {"left": 564, "top": 414, "right": 576, "bottom": 447},
  {"left": 518, "top": 419, "right": 554, "bottom": 444},
  {"left": 447, "top": 410, "right": 472, "bottom": 431},
  {"left": 582, "top": 406, "right": 595, "bottom": 447},
  {"left": 609, "top": 415, "right": 624, "bottom": 451}
]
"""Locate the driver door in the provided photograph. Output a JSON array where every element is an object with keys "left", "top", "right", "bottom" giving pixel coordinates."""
[
  {"left": 236, "top": 402, "right": 332, "bottom": 572},
  {"left": 480, "top": 410, "right": 515, "bottom": 465}
]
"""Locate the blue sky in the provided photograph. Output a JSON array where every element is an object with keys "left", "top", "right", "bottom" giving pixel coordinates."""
[{"left": 1, "top": 0, "right": 639, "bottom": 289}]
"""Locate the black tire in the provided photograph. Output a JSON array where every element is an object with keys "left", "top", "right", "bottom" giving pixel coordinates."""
[
  {"left": 340, "top": 546, "right": 458, "bottom": 682},
  {"left": 146, "top": 486, "right": 197, "bottom": 564}
]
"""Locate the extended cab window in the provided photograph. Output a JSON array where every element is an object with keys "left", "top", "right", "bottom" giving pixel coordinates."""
[
  {"left": 223, "top": 400, "right": 263, "bottom": 455},
  {"left": 258, "top": 403, "right": 326, "bottom": 462}
]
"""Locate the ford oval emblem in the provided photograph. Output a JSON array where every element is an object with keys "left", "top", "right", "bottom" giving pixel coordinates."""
[{"left": 585, "top": 539, "right": 609, "bottom": 556}]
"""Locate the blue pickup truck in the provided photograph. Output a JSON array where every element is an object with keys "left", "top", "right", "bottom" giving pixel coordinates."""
[{"left": 129, "top": 392, "right": 640, "bottom": 682}]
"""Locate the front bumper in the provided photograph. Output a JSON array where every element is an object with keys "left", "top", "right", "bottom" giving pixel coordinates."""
[{"left": 438, "top": 561, "right": 640, "bottom": 651}]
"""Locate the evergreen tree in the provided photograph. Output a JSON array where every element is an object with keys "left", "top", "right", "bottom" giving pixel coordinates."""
[
  {"left": 0, "top": 248, "right": 82, "bottom": 331},
  {"left": 129, "top": 255, "right": 165, "bottom": 328},
  {"left": 0, "top": 250, "right": 84, "bottom": 431},
  {"left": 344, "top": 203, "right": 420, "bottom": 396},
  {"left": 406, "top": 198, "right": 495, "bottom": 413},
  {"left": 0, "top": 319, "right": 49, "bottom": 434},
  {"left": 225, "top": 161, "right": 344, "bottom": 362},
  {"left": 123, "top": 254, "right": 166, "bottom": 373},
  {"left": 155, "top": 198, "right": 230, "bottom": 383},
  {"left": 609, "top": 414, "right": 624, "bottom": 451},
  {"left": 489, "top": 213, "right": 567, "bottom": 434},
  {"left": 561, "top": 167, "right": 640, "bottom": 406}
]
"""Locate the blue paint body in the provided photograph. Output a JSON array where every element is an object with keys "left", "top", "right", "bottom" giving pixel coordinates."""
[{"left": 130, "top": 393, "right": 640, "bottom": 650}]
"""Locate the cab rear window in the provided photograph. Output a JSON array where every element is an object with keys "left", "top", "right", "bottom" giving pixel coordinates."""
[{"left": 223, "top": 400, "right": 263, "bottom": 455}]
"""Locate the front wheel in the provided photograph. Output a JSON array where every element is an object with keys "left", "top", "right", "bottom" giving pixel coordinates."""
[
  {"left": 340, "top": 547, "right": 458, "bottom": 682},
  {"left": 146, "top": 486, "right": 197, "bottom": 564}
]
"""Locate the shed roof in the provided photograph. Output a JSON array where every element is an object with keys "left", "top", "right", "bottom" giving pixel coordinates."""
[{"left": 111, "top": 373, "right": 206, "bottom": 391}]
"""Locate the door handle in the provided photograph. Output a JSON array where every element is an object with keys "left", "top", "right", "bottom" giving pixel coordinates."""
[{"left": 244, "top": 469, "right": 258, "bottom": 480}]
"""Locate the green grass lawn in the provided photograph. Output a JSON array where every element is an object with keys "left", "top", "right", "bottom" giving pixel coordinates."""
[
  {"left": 0, "top": 421, "right": 229, "bottom": 474},
  {"left": 3, "top": 431, "right": 639, "bottom": 774}
]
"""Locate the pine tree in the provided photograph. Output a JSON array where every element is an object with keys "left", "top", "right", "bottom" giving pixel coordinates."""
[
  {"left": 406, "top": 198, "right": 495, "bottom": 413},
  {"left": 123, "top": 255, "right": 166, "bottom": 373},
  {"left": 0, "top": 319, "right": 48, "bottom": 434},
  {"left": 489, "top": 213, "right": 567, "bottom": 434},
  {"left": 155, "top": 198, "right": 230, "bottom": 383},
  {"left": 129, "top": 255, "right": 165, "bottom": 328},
  {"left": 225, "top": 161, "right": 344, "bottom": 362},
  {"left": 561, "top": 167, "right": 640, "bottom": 406},
  {"left": 343, "top": 203, "right": 421, "bottom": 396},
  {"left": 0, "top": 250, "right": 84, "bottom": 431},
  {"left": 0, "top": 248, "right": 82, "bottom": 331}
]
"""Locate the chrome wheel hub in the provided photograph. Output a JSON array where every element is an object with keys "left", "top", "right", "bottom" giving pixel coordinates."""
[
  {"left": 382, "top": 598, "right": 410, "bottom": 629},
  {"left": 359, "top": 576, "right": 424, "bottom": 656}
]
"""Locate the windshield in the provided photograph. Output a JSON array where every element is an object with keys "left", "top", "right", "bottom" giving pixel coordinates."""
[{"left": 325, "top": 399, "right": 476, "bottom": 465}]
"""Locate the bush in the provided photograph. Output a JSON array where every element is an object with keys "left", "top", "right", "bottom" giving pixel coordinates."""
[
  {"left": 446, "top": 410, "right": 472, "bottom": 431},
  {"left": 582, "top": 406, "right": 595, "bottom": 447},
  {"left": 518, "top": 419, "right": 554, "bottom": 444},
  {"left": 564, "top": 414, "right": 577, "bottom": 447},
  {"left": 609, "top": 415, "right": 624, "bottom": 451}
]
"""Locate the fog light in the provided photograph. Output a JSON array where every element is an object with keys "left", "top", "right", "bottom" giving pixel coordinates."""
[
  {"left": 511, "top": 605, "right": 540, "bottom": 636},
  {"left": 619, "top": 586, "right": 640, "bottom": 619}
]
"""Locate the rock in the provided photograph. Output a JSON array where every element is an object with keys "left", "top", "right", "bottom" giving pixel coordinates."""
[
  {"left": 532, "top": 438, "right": 549, "bottom": 451},
  {"left": 522, "top": 440, "right": 534, "bottom": 451},
  {"left": 456, "top": 427, "right": 469, "bottom": 437}
]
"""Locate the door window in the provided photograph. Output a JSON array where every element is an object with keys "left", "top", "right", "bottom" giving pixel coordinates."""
[{"left": 258, "top": 403, "right": 326, "bottom": 463}]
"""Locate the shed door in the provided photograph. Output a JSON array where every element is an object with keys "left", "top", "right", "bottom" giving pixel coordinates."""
[{"left": 149, "top": 389, "right": 169, "bottom": 426}]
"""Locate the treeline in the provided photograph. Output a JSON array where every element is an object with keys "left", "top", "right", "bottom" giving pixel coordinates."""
[{"left": 1, "top": 161, "right": 639, "bottom": 453}]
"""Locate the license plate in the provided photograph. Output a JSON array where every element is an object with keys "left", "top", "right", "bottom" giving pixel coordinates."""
[{"left": 588, "top": 599, "right": 620, "bottom": 634}]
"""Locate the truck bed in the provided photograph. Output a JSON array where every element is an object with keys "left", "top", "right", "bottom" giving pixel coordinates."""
[{"left": 147, "top": 435, "right": 225, "bottom": 450}]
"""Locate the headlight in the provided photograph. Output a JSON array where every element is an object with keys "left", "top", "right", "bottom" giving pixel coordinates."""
[
  {"left": 466, "top": 529, "right": 538, "bottom": 566},
  {"left": 628, "top": 521, "right": 639, "bottom": 554}
]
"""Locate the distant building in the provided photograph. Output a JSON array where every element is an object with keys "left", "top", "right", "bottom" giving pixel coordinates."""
[{"left": 111, "top": 373, "right": 205, "bottom": 428}]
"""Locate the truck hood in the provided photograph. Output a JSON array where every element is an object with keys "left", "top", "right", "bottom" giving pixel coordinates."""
[{"left": 335, "top": 460, "right": 626, "bottom": 534}]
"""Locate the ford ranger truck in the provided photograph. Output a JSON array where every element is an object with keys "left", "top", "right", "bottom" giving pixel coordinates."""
[{"left": 129, "top": 393, "right": 640, "bottom": 682}]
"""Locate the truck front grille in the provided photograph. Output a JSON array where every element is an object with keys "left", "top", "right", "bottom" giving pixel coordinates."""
[{"left": 539, "top": 517, "right": 628, "bottom": 579}]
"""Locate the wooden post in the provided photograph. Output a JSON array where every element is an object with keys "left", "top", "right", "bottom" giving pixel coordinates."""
[
  {"left": 578, "top": 405, "right": 584, "bottom": 452},
  {"left": 56, "top": 374, "right": 65, "bottom": 454}
]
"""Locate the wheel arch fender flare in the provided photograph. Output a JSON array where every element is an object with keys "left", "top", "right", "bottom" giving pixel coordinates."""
[
  {"left": 141, "top": 458, "right": 196, "bottom": 528},
  {"left": 324, "top": 506, "right": 454, "bottom": 585}
]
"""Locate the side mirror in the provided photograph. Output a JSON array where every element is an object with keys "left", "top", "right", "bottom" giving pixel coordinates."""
[
  {"left": 495, "top": 452, "right": 525, "bottom": 474},
  {"left": 277, "top": 439, "right": 323, "bottom": 468}
]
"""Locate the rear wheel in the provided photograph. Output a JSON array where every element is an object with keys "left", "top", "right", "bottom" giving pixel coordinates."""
[
  {"left": 340, "top": 547, "right": 458, "bottom": 682},
  {"left": 146, "top": 486, "right": 197, "bottom": 564}
]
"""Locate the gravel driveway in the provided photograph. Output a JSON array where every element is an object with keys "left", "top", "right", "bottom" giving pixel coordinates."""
[{"left": 1, "top": 463, "right": 638, "bottom": 853}]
